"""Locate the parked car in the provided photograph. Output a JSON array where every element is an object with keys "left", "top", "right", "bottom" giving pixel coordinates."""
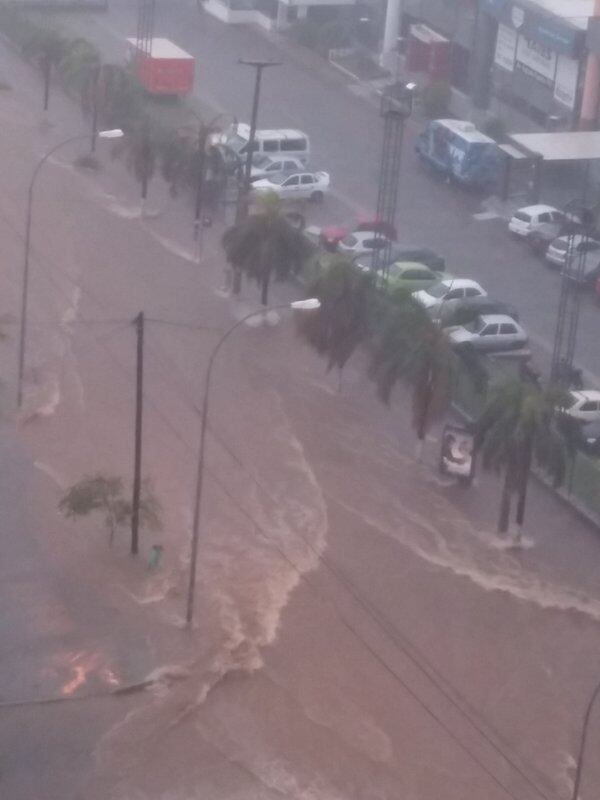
[
  {"left": 319, "top": 218, "right": 397, "bottom": 250},
  {"left": 508, "top": 205, "right": 564, "bottom": 238},
  {"left": 413, "top": 278, "right": 487, "bottom": 315},
  {"left": 445, "top": 314, "right": 528, "bottom": 352},
  {"left": 568, "top": 418, "right": 600, "bottom": 457},
  {"left": 252, "top": 170, "right": 330, "bottom": 201},
  {"left": 562, "top": 259, "right": 600, "bottom": 287},
  {"left": 249, "top": 155, "right": 307, "bottom": 181},
  {"left": 526, "top": 221, "right": 564, "bottom": 256},
  {"left": 386, "top": 262, "right": 445, "bottom": 294},
  {"left": 355, "top": 245, "right": 445, "bottom": 274},
  {"left": 440, "top": 295, "right": 519, "bottom": 327},
  {"left": 545, "top": 234, "right": 600, "bottom": 268},
  {"left": 562, "top": 390, "right": 600, "bottom": 422},
  {"left": 338, "top": 231, "right": 395, "bottom": 257}
]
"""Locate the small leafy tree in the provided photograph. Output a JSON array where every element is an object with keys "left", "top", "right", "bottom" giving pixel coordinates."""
[
  {"left": 297, "top": 253, "right": 374, "bottom": 385},
  {"left": 222, "top": 192, "right": 312, "bottom": 305},
  {"left": 59, "top": 474, "right": 162, "bottom": 547},
  {"left": 475, "top": 378, "right": 572, "bottom": 542}
]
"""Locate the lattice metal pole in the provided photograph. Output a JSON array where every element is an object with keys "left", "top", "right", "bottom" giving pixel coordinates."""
[
  {"left": 372, "top": 85, "right": 416, "bottom": 280},
  {"left": 136, "top": 0, "right": 156, "bottom": 57},
  {"left": 550, "top": 201, "right": 594, "bottom": 386}
]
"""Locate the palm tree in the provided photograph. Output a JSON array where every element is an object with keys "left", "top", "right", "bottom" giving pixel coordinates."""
[
  {"left": 297, "top": 252, "right": 374, "bottom": 385},
  {"left": 370, "top": 294, "right": 486, "bottom": 459},
  {"left": 221, "top": 192, "right": 312, "bottom": 305},
  {"left": 22, "top": 28, "right": 68, "bottom": 111},
  {"left": 475, "top": 377, "right": 572, "bottom": 542},
  {"left": 57, "top": 37, "right": 101, "bottom": 97},
  {"left": 115, "top": 118, "right": 160, "bottom": 207}
]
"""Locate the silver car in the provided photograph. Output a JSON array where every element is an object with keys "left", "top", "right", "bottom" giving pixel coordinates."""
[
  {"left": 546, "top": 234, "right": 600, "bottom": 268},
  {"left": 446, "top": 314, "right": 528, "bottom": 352}
]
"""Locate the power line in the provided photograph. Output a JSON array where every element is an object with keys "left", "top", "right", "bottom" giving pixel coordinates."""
[{"left": 133, "top": 333, "right": 554, "bottom": 800}]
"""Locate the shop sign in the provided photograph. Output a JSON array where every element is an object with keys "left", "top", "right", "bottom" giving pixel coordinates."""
[
  {"left": 494, "top": 23, "right": 517, "bottom": 72},
  {"left": 553, "top": 54, "right": 579, "bottom": 109},
  {"left": 515, "top": 35, "right": 556, "bottom": 87},
  {"left": 481, "top": 0, "right": 584, "bottom": 57}
]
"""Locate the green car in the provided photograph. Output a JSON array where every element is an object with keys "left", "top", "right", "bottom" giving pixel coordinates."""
[{"left": 386, "top": 261, "right": 445, "bottom": 294}]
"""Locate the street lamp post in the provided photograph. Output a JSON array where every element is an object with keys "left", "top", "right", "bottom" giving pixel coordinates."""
[
  {"left": 185, "top": 298, "right": 320, "bottom": 626},
  {"left": 571, "top": 677, "right": 600, "bottom": 800},
  {"left": 17, "top": 129, "right": 123, "bottom": 407}
]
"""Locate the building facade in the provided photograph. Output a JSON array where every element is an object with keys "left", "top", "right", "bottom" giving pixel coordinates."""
[{"left": 389, "top": 0, "right": 598, "bottom": 130}]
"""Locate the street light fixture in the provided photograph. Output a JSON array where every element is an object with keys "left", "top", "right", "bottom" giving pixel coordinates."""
[
  {"left": 185, "top": 298, "right": 321, "bottom": 626},
  {"left": 17, "top": 129, "right": 124, "bottom": 407}
]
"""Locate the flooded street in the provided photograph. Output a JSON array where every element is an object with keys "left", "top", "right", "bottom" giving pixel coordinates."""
[{"left": 1, "top": 6, "right": 600, "bottom": 800}]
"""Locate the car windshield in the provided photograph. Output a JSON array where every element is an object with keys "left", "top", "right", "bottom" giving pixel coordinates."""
[
  {"left": 252, "top": 154, "right": 273, "bottom": 168},
  {"left": 225, "top": 133, "right": 248, "bottom": 154},
  {"left": 341, "top": 235, "right": 358, "bottom": 247},
  {"left": 464, "top": 317, "right": 486, "bottom": 333},
  {"left": 426, "top": 282, "right": 452, "bottom": 299},
  {"left": 267, "top": 174, "right": 288, "bottom": 185},
  {"left": 514, "top": 212, "right": 531, "bottom": 223},
  {"left": 553, "top": 239, "right": 569, "bottom": 251}
]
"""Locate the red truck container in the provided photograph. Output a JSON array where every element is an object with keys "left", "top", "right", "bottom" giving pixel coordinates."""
[{"left": 127, "top": 37, "right": 195, "bottom": 96}]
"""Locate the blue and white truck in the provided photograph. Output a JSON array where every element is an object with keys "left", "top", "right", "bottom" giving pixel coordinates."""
[{"left": 416, "top": 119, "right": 503, "bottom": 190}]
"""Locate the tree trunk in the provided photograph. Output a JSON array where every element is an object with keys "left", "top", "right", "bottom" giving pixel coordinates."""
[
  {"left": 260, "top": 271, "right": 270, "bottom": 306},
  {"left": 514, "top": 439, "right": 533, "bottom": 545},
  {"left": 232, "top": 268, "right": 242, "bottom": 295},
  {"left": 414, "top": 385, "right": 431, "bottom": 462},
  {"left": 498, "top": 469, "right": 512, "bottom": 534}
]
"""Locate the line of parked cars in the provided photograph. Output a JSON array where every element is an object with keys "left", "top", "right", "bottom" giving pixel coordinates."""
[
  {"left": 508, "top": 203, "right": 600, "bottom": 293},
  {"left": 308, "top": 216, "right": 600, "bottom": 459},
  {"left": 216, "top": 124, "right": 600, "bottom": 457}
]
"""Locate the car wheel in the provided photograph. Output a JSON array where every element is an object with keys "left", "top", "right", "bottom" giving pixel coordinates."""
[{"left": 311, "top": 191, "right": 324, "bottom": 203}]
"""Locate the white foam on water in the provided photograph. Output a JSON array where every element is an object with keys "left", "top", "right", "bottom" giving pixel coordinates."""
[
  {"left": 244, "top": 758, "right": 348, "bottom": 800},
  {"left": 140, "top": 224, "right": 199, "bottom": 264},
  {"left": 333, "top": 493, "right": 600, "bottom": 622},
  {"left": 33, "top": 460, "right": 67, "bottom": 489}
]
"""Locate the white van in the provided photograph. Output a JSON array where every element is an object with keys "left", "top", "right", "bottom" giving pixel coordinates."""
[{"left": 217, "top": 124, "right": 310, "bottom": 165}]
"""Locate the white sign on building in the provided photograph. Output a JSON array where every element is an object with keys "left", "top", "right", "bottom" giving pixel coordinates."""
[
  {"left": 515, "top": 36, "right": 557, "bottom": 86},
  {"left": 494, "top": 23, "right": 517, "bottom": 72},
  {"left": 553, "top": 54, "right": 579, "bottom": 109}
]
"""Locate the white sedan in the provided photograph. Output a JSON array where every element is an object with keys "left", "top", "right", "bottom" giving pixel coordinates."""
[
  {"left": 445, "top": 314, "right": 528, "bottom": 352},
  {"left": 252, "top": 171, "right": 330, "bottom": 201},
  {"left": 337, "top": 231, "right": 395, "bottom": 257},
  {"left": 413, "top": 278, "right": 487, "bottom": 316},
  {"left": 562, "top": 390, "right": 600, "bottom": 422},
  {"left": 250, "top": 155, "right": 306, "bottom": 181},
  {"left": 508, "top": 205, "right": 564, "bottom": 238}
]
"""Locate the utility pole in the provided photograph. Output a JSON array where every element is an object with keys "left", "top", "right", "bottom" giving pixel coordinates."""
[
  {"left": 131, "top": 311, "right": 145, "bottom": 556},
  {"left": 235, "top": 59, "right": 281, "bottom": 223}
]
